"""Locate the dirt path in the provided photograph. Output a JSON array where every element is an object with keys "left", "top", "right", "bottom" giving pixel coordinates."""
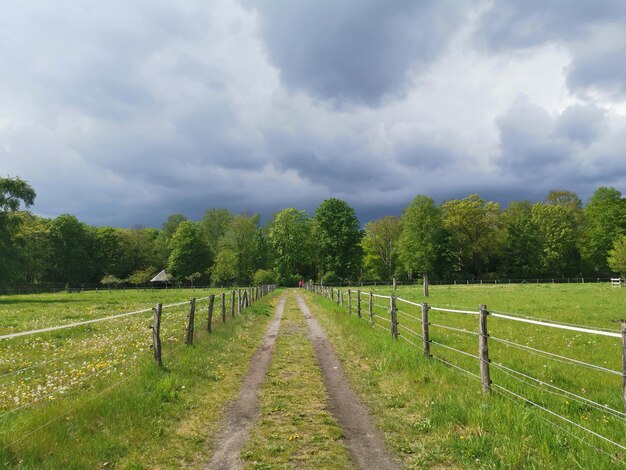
[
  {"left": 206, "top": 296, "right": 286, "bottom": 470},
  {"left": 295, "top": 292, "right": 399, "bottom": 470}
]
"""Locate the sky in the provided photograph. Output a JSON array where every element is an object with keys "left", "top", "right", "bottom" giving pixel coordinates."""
[{"left": 1, "top": 0, "right": 626, "bottom": 228}]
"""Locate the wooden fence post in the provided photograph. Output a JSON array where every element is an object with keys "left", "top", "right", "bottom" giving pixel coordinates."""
[
  {"left": 185, "top": 298, "right": 196, "bottom": 345},
  {"left": 369, "top": 291, "right": 374, "bottom": 326},
  {"left": 221, "top": 292, "right": 226, "bottom": 322},
  {"left": 614, "top": 319, "right": 626, "bottom": 419},
  {"left": 479, "top": 304, "right": 492, "bottom": 394},
  {"left": 152, "top": 303, "right": 163, "bottom": 367},
  {"left": 340, "top": 290, "right": 344, "bottom": 308},
  {"left": 390, "top": 295, "right": 398, "bottom": 339},
  {"left": 357, "top": 290, "right": 362, "bottom": 318},
  {"left": 348, "top": 290, "right": 352, "bottom": 315},
  {"left": 421, "top": 303, "right": 430, "bottom": 357},
  {"left": 423, "top": 273, "right": 429, "bottom": 297},
  {"left": 231, "top": 290, "right": 235, "bottom": 319},
  {"left": 237, "top": 289, "right": 241, "bottom": 315},
  {"left": 393, "top": 277, "right": 397, "bottom": 290},
  {"left": 207, "top": 295, "right": 215, "bottom": 332}
]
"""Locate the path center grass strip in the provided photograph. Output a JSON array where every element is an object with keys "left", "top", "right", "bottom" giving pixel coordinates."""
[
  {"left": 242, "top": 292, "right": 354, "bottom": 469},
  {"left": 0, "top": 290, "right": 282, "bottom": 469},
  {"left": 303, "top": 290, "right": 622, "bottom": 469}
]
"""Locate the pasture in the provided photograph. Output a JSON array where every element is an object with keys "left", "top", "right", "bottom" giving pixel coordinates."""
[
  {"left": 0, "top": 288, "right": 279, "bottom": 468},
  {"left": 308, "top": 282, "right": 626, "bottom": 467}
]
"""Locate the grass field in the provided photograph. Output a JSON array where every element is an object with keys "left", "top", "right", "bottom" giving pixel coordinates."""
[
  {"left": 307, "top": 283, "right": 626, "bottom": 467},
  {"left": 0, "top": 288, "right": 280, "bottom": 468}
]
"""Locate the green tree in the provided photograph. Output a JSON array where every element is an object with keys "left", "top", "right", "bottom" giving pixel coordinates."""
[
  {"left": 48, "top": 214, "right": 95, "bottom": 284},
  {"left": 581, "top": 187, "right": 626, "bottom": 275},
  {"left": 253, "top": 269, "right": 277, "bottom": 286},
  {"left": 268, "top": 208, "right": 314, "bottom": 284},
  {"left": 608, "top": 235, "right": 626, "bottom": 277},
  {"left": 0, "top": 177, "right": 37, "bottom": 286},
  {"left": 214, "top": 213, "right": 260, "bottom": 285},
  {"left": 398, "top": 196, "right": 444, "bottom": 279},
  {"left": 211, "top": 248, "right": 238, "bottom": 286},
  {"left": 362, "top": 216, "right": 402, "bottom": 280},
  {"left": 0, "top": 177, "right": 36, "bottom": 211},
  {"left": 154, "top": 214, "right": 188, "bottom": 266},
  {"left": 13, "top": 212, "right": 51, "bottom": 284},
  {"left": 531, "top": 202, "right": 580, "bottom": 277},
  {"left": 314, "top": 198, "right": 362, "bottom": 280},
  {"left": 500, "top": 201, "right": 541, "bottom": 278},
  {"left": 201, "top": 208, "right": 233, "bottom": 260},
  {"left": 167, "top": 221, "right": 212, "bottom": 280},
  {"left": 442, "top": 194, "right": 501, "bottom": 278},
  {"left": 127, "top": 266, "right": 157, "bottom": 286}
]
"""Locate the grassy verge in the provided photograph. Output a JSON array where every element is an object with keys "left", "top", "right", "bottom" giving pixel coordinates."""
[
  {"left": 242, "top": 291, "right": 354, "bottom": 469},
  {"left": 0, "top": 290, "right": 282, "bottom": 469},
  {"left": 304, "top": 290, "right": 622, "bottom": 468}
]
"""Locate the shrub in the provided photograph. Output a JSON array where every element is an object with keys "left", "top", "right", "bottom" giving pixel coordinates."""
[
  {"left": 321, "top": 271, "right": 339, "bottom": 285},
  {"left": 253, "top": 269, "right": 277, "bottom": 286}
]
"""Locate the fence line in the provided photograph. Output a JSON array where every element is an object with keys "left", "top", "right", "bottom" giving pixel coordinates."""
[{"left": 308, "top": 284, "right": 626, "bottom": 459}]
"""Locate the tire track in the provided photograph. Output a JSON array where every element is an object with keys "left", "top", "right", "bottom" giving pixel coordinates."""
[
  {"left": 206, "top": 296, "right": 286, "bottom": 470},
  {"left": 295, "top": 292, "right": 399, "bottom": 470}
]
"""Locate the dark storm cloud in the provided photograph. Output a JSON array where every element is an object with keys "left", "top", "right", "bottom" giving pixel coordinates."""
[
  {"left": 2, "top": 0, "right": 626, "bottom": 229},
  {"left": 494, "top": 99, "right": 626, "bottom": 194},
  {"left": 244, "top": 0, "right": 471, "bottom": 106}
]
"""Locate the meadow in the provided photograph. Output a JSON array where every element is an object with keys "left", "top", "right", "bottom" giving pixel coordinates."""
[
  {"left": 307, "top": 283, "right": 626, "bottom": 467},
  {"left": 0, "top": 288, "right": 279, "bottom": 468}
]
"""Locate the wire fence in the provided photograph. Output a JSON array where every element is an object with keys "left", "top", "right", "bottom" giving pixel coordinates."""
[
  {"left": 0, "top": 285, "right": 277, "bottom": 454},
  {"left": 307, "top": 283, "right": 626, "bottom": 461}
]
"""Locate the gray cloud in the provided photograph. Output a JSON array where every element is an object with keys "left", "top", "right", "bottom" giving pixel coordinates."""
[
  {"left": 244, "top": 0, "right": 471, "bottom": 106},
  {"left": 1, "top": 1, "right": 626, "bottom": 229},
  {"left": 495, "top": 98, "right": 626, "bottom": 194},
  {"left": 475, "top": 1, "right": 626, "bottom": 99}
]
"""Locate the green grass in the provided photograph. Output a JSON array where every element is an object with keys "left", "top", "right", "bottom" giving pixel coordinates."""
[
  {"left": 242, "top": 292, "right": 353, "bottom": 469},
  {"left": 0, "top": 288, "right": 281, "bottom": 468},
  {"left": 306, "top": 285, "right": 626, "bottom": 468}
]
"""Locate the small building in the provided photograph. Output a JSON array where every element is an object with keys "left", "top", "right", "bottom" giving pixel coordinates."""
[{"left": 150, "top": 269, "right": 175, "bottom": 288}]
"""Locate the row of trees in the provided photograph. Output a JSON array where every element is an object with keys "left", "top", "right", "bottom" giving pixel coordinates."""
[
  {"left": 363, "top": 189, "right": 626, "bottom": 281},
  {"left": 2, "top": 176, "right": 626, "bottom": 288}
]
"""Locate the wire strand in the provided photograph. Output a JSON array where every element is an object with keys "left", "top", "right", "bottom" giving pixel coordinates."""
[{"left": 489, "top": 336, "right": 621, "bottom": 376}]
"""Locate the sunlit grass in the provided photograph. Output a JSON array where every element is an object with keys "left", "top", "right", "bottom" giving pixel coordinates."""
[
  {"left": 306, "top": 285, "right": 626, "bottom": 468},
  {"left": 0, "top": 289, "right": 281, "bottom": 468}
]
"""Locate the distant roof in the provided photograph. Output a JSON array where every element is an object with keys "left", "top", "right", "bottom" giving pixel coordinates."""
[{"left": 150, "top": 269, "right": 175, "bottom": 282}]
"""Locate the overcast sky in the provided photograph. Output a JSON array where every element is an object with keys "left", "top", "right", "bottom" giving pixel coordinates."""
[{"left": 1, "top": 0, "right": 625, "bottom": 227}]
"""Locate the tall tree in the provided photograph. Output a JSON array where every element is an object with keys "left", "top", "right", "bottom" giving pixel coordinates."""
[
  {"left": 398, "top": 195, "right": 444, "bottom": 279},
  {"left": 13, "top": 212, "right": 52, "bottom": 284},
  {"left": 167, "top": 221, "right": 212, "bottom": 281},
  {"left": 154, "top": 214, "right": 188, "bottom": 265},
  {"left": 581, "top": 187, "right": 626, "bottom": 275},
  {"left": 500, "top": 201, "right": 541, "bottom": 278},
  {"left": 608, "top": 235, "right": 626, "bottom": 277},
  {"left": 212, "top": 213, "right": 260, "bottom": 285},
  {"left": 531, "top": 202, "right": 580, "bottom": 277},
  {"left": 268, "top": 208, "right": 314, "bottom": 283},
  {"left": 362, "top": 216, "right": 402, "bottom": 280},
  {"left": 47, "top": 214, "right": 96, "bottom": 284},
  {"left": 314, "top": 198, "right": 362, "bottom": 280},
  {"left": 201, "top": 208, "right": 233, "bottom": 260},
  {"left": 0, "top": 177, "right": 36, "bottom": 286},
  {"left": 442, "top": 194, "right": 501, "bottom": 278}
]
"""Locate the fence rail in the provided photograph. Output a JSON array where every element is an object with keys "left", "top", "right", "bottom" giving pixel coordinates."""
[{"left": 306, "top": 283, "right": 626, "bottom": 459}]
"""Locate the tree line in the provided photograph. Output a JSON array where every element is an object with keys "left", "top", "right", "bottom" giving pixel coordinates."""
[{"left": 2, "top": 176, "right": 626, "bottom": 289}]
